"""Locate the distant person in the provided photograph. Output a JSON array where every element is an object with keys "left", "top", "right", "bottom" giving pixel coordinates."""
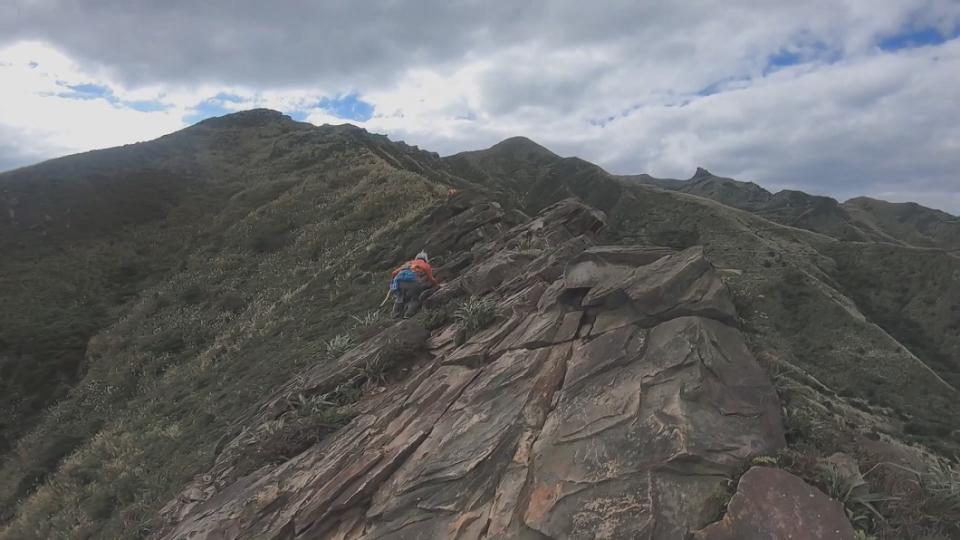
[{"left": 389, "top": 251, "right": 439, "bottom": 318}]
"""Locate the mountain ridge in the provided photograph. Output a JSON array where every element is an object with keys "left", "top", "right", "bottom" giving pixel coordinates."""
[{"left": 1, "top": 109, "right": 958, "bottom": 539}]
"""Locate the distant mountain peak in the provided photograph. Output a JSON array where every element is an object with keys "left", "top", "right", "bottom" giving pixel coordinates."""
[
  {"left": 490, "top": 136, "right": 558, "bottom": 158},
  {"left": 194, "top": 108, "right": 296, "bottom": 129},
  {"left": 692, "top": 167, "right": 714, "bottom": 180}
]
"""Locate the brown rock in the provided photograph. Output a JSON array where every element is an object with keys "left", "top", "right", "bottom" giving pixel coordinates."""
[
  {"left": 583, "top": 246, "right": 738, "bottom": 333},
  {"left": 694, "top": 466, "right": 855, "bottom": 540},
  {"left": 523, "top": 317, "right": 784, "bottom": 539},
  {"left": 159, "top": 199, "right": 792, "bottom": 540},
  {"left": 460, "top": 250, "right": 537, "bottom": 295},
  {"left": 564, "top": 245, "right": 675, "bottom": 289}
]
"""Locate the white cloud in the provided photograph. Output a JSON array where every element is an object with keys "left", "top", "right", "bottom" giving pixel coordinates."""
[
  {"left": 1, "top": 2, "right": 959, "bottom": 212},
  {"left": 0, "top": 42, "right": 186, "bottom": 161}
]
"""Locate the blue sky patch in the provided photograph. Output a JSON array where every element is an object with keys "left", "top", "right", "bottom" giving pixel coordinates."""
[
  {"left": 315, "top": 93, "right": 374, "bottom": 121},
  {"left": 184, "top": 99, "right": 236, "bottom": 124},
  {"left": 766, "top": 49, "right": 802, "bottom": 69},
  {"left": 63, "top": 83, "right": 112, "bottom": 99},
  {"left": 212, "top": 92, "right": 245, "bottom": 103},
  {"left": 878, "top": 25, "right": 958, "bottom": 51},
  {"left": 695, "top": 75, "right": 752, "bottom": 97},
  {"left": 126, "top": 100, "right": 168, "bottom": 112},
  {"left": 762, "top": 41, "right": 840, "bottom": 75}
]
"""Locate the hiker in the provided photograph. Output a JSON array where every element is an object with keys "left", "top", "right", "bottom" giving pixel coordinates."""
[{"left": 389, "top": 251, "right": 439, "bottom": 318}]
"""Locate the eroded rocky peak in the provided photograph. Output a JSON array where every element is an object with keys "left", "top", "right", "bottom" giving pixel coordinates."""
[{"left": 158, "top": 197, "right": 856, "bottom": 539}]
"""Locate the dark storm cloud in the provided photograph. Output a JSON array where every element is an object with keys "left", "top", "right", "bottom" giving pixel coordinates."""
[{"left": 0, "top": 0, "right": 542, "bottom": 87}]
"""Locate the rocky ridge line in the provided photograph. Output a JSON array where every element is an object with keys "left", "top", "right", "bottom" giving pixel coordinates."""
[{"left": 160, "top": 198, "right": 855, "bottom": 539}]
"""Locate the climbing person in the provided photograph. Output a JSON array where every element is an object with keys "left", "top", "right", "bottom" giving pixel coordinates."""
[{"left": 389, "top": 251, "right": 439, "bottom": 318}]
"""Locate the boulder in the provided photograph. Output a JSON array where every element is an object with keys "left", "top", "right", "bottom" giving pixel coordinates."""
[
  {"left": 523, "top": 317, "right": 784, "bottom": 539},
  {"left": 694, "top": 466, "right": 855, "bottom": 540},
  {"left": 582, "top": 246, "right": 738, "bottom": 332},
  {"left": 460, "top": 250, "right": 537, "bottom": 296},
  {"left": 538, "top": 197, "right": 608, "bottom": 237},
  {"left": 564, "top": 245, "right": 675, "bottom": 289}
]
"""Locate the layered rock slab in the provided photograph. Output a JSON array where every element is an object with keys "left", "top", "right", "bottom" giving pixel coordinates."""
[
  {"left": 161, "top": 198, "right": 788, "bottom": 540},
  {"left": 523, "top": 317, "right": 784, "bottom": 539}
]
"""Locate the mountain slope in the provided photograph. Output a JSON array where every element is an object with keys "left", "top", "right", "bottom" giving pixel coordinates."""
[
  {"left": 623, "top": 168, "right": 960, "bottom": 250},
  {"left": 0, "top": 114, "right": 957, "bottom": 539},
  {"left": 0, "top": 110, "right": 457, "bottom": 536},
  {"left": 843, "top": 196, "right": 960, "bottom": 252}
]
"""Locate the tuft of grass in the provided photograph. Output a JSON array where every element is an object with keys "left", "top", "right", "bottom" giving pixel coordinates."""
[
  {"left": 350, "top": 310, "right": 384, "bottom": 328},
  {"left": 323, "top": 334, "right": 354, "bottom": 361},
  {"left": 819, "top": 463, "right": 895, "bottom": 535},
  {"left": 916, "top": 459, "right": 960, "bottom": 526},
  {"left": 453, "top": 296, "right": 498, "bottom": 337},
  {"left": 357, "top": 355, "right": 388, "bottom": 387},
  {"left": 751, "top": 455, "right": 778, "bottom": 467}
]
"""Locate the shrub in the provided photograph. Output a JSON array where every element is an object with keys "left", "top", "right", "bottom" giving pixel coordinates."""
[{"left": 453, "top": 296, "right": 498, "bottom": 337}]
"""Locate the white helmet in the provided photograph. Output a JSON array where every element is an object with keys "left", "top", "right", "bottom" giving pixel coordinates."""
[{"left": 415, "top": 250, "right": 429, "bottom": 263}]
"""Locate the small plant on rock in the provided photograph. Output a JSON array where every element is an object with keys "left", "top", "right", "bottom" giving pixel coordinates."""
[
  {"left": 323, "top": 333, "right": 354, "bottom": 360},
  {"left": 357, "top": 355, "right": 388, "bottom": 387},
  {"left": 454, "top": 296, "right": 498, "bottom": 337},
  {"left": 819, "top": 463, "right": 893, "bottom": 534}
]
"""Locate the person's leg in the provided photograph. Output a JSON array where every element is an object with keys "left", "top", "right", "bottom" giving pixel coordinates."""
[
  {"left": 403, "top": 283, "right": 428, "bottom": 318},
  {"left": 394, "top": 281, "right": 417, "bottom": 318},
  {"left": 390, "top": 288, "right": 406, "bottom": 318}
]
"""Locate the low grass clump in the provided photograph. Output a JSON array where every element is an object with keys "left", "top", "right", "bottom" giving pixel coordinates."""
[
  {"left": 351, "top": 310, "right": 384, "bottom": 328},
  {"left": 454, "top": 296, "right": 498, "bottom": 337}
]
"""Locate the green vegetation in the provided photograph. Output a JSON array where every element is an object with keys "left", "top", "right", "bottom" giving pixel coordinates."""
[
  {"left": 0, "top": 111, "right": 447, "bottom": 538},
  {"left": 453, "top": 296, "right": 498, "bottom": 337},
  {"left": 323, "top": 334, "right": 355, "bottom": 361}
]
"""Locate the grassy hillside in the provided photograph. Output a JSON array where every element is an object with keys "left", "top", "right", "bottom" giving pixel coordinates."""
[
  {"left": 622, "top": 168, "right": 959, "bottom": 248},
  {"left": 0, "top": 111, "right": 453, "bottom": 537}
]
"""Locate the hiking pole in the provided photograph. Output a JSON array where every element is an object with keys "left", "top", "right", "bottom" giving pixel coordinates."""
[{"left": 377, "top": 289, "right": 392, "bottom": 308}]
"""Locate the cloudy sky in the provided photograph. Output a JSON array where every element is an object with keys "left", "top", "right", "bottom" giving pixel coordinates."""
[{"left": 1, "top": 1, "right": 958, "bottom": 212}]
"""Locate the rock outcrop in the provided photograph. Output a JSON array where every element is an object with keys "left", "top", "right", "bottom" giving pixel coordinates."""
[
  {"left": 161, "top": 198, "right": 787, "bottom": 539},
  {"left": 694, "top": 466, "right": 855, "bottom": 540}
]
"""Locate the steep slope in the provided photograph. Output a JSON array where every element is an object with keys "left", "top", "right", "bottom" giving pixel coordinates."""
[
  {"left": 0, "top": 110, "right": 466, "bottom": 454},
  {"left": 1, "top": 118, "right": 957, "bottom": 539},
  {"left": 0, "top": 110, "right": 460, "bottom": 536}
]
